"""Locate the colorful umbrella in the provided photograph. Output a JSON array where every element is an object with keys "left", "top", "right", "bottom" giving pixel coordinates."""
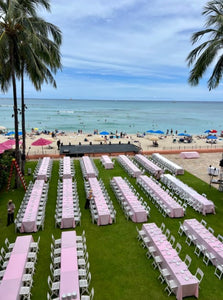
[
  {"left": 31, "top": 138, "right": 53, "bottom": 153},
  {"left": 204, "top": 130, "right": 211, "bottom": 133},
  {"left": 146, "top": 130, "right": 154, "bottom": 133},
  {"left": 2, "top": 139, "right": 22, "bottom": 146},
  {"left": 207, "top": 135, "right": 217, "bottom": 139},
  {"left": 154, "top": 130, "right": 164, "bottom": 134},
  {"left": 0, "top": 143, "right": 12, "bottom": 154},
  {"left": 211, "top": 129, "right": 217, "bottom": 133},
  {"left": 100, "top": 131, "right": 109, "bottom": 135}
]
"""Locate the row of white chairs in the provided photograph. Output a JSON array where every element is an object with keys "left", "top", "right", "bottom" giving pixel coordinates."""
[
  {"left": 137, "top": 223, "right": 204, "bottom": 297},
  {"left": 179, "top": 219, "right": 223, "bottom": 280},
  {"left": 161, "top": 175, "right": 208, "bottom": 214},
  {"left": 55, "top": 179, "right": 81, "bottom": 227},
  {"left": 137, "top": 177, "right": 185, "bottom": 218},
  {"left": 48, "top": 233, "right": 94, "bottom": 299},
  {"left": 59, "top": 157, "right": 75, "bottom": 179},
  {"left": 0, "top": 237, "right": 40, "bottom": 300},
  {"left": 15, "top": 181, "right": 49, "bottom": 232},
  {"left": 117, "top": 155, "right": 143, "bottom": 178},
  {"left": 134, "top": 154, "right": 162, "bottom": 176},
  {"left": 84, "top": 179, "right": 116, "bottom": 224},
  {"left": 110, "top": 178, "right": 150, "bottom": 220},
  {"left": 80, "top": 158, "right": 98, "bottom": 179},
  {"left": 33, "top": 158, "right": 53, "bottom": 181},
  {"left": 151, "top": 153, "right": 183, "bottom": 175}
]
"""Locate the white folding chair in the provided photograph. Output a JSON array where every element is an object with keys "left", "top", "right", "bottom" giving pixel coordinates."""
[
  {"left": 19, "top": 286, "right": 32, "bottom": 300},
  {"left": 214, "top": 264, "right": 223, "bottom": 280},
  {"left": 81, "top": 287, "right": 94, "bottom": 300},
  {"left": 184, "top": 254, "right": 192, "bottom": 268},
  {"left": 79, "top": 272, "right": 91, "bottom": 295},
  {"left": 194, "top": 267, "right": 204, "bottom": 285}
]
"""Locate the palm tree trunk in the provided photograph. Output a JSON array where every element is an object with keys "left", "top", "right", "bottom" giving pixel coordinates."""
[
  {"left": 21, "top": 63, "right": 26, "bottom": 175},
  {"left": 10, "top": 40, "right": 20, "bottom": 188}
]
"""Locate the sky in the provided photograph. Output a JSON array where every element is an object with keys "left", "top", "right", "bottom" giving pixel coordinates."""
[{"left": 1, "top": 0, "right": 223, "bottom": 101}]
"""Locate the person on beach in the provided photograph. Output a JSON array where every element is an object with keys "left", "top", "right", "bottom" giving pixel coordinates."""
[
  {"left": 7, "top": 200, "right": 15, "bottom": 226},
  {"left": 85, "top": 190, "right": 93, "bottom": 209},
  {"left": 57, "top": 139, "right": 61, "bottom": 150}
]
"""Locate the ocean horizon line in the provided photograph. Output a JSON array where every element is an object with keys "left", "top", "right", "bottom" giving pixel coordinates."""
[{"left": 0, "top": 97, "right": 223, "bottom": 103}]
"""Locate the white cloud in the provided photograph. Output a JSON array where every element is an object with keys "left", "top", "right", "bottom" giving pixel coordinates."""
[{"left": 2, "top": 0, "right": 221, "bottom": 100}]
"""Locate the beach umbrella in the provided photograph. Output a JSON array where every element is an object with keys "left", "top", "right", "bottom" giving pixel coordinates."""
[
  {"left": 207, "top": 135, "right": 217, "bottom": 139},
  {"left": 5, "top": 131, "right": 15, "bottom": 136},
  {"left": 178, "top": 133, "right": 186, "bottom": 136},
  {"left": 204, "top": 130, "right": 211, "bottom": 133},
  {"left": 2, "top": 139, "right": 22, "bottom": 146},
  {"left": 154, "top": 130, "right": 164, "bottom": 134},
  {"left": 31, "top": 138, "right": 53, "bottom": 153},
  {"left": 211, "top": 129, "right": 217, "bottom": 133},
  {"left": 149, "top": 136, "right": 159, "bottom": 141},
  {"left": 146, "top": 130, "right": 154, "bottom": 133},
  {"left": 100, "top": 131, "right": 109, "bottom": 135},
  {"left": 0, "top": 143, "right": 11, "bottom": 154}
]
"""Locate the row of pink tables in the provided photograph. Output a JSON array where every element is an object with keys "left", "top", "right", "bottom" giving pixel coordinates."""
[
  {"left": 60, "top": 178, "right": 76, "bottom": 229},
  {"left": 137, "top": 175, "right": 184, "bottom": 218},
  {"left": 152, "top": 153, "right": 184, "bottom": 175},
  {"left": 162, "top": 174, "right": 215, "bottom": 215},
  {"left": 118, "top": 155, "right": 142, "bottom": 177},
  {"left": 100, "top": 155, "right": 114, "bottom": 169},
  {"left": 60, "top": 157, "right": 74, "bottom": 179},
  {"left": 88, "top": 177, "right": 112, "bottom": 226},
  {"left": 60, "top": 231, "right": 80, "bottom": 299},
  {"left": 0, "top": 235, "right": 34, "bottom": 300},
  {"left": 135, "top": 154, "right": 163, "bottom": 176},
  {"left": 183, "top": 219, "right": 223, "bottom": 266},
  {"left": 81, "top": 156, "right": 98, "bottom": 178},
  {"left": 20, "top": 179, "right": 46, "bottom": 233},
  {"left": 142, "top": 223, "right": 199, "bottom": 300},
  {"left": 112, "top": 176, "right": 148, "bottom": 222},
  {"left": 36, "top": 157, "right": 52, "bottom": 181}
]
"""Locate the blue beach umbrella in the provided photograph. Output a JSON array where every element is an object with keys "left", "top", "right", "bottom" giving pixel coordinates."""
[
  {"left": 204, "top": 130, "right": 211, "bottom": 133},
  {"left": 178, "top": 133, "right": 186, "bottom": 136},
  {"left": 5, "top": 131, "right": 15, "bottom": 136},
  {"left": 207, "top": 135, "right": 217, "bottom": 139},
  {"left": 100, "top": 131, "right": 109, "bottom": 135},
  {"left": 154, "top": 130, "right": 164, "bottom": 134},
  {"left": 146, "top": 130, "right": 154, "bottom": 133}
]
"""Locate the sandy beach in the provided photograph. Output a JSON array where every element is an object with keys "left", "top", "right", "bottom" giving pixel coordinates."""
[
  {"left": 1, "top": 131, "right": 223, "bottom": 186},
  {"left": 1, "top": 131, "right": 222, "bottom": 155}
]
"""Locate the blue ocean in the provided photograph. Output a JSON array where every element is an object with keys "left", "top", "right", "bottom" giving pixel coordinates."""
[{"left": 0, "top": 98, "right": 222, "bottom": 135}]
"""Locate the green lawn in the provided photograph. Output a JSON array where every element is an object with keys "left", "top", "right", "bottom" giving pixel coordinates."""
[{"left": 0, "top": 158, "right": 223, "bottom": 299}]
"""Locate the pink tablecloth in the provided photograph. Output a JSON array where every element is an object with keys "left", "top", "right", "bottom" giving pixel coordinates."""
[
  {"left": 135, "top": 154, "right": 163, "bottom": 175},
  {"left": 20, "top": 180, "right": 45, "bottom": 233},
  {"left": 138, "top": 175, "right": 184, "bottom": 218},
  {"left": 88, "top": 177, "right": 112, "bottom": 226},
  {"left": 119, "top": 155, "right": 142, "bottom": 177},
  {"left": 113, "top": 176, "right": 148, "bottom": 222},
  {"left": 0, "top": 235, "right": 33, "bottom": 300},
  {"left": 143, "top": 223, "right": 199, "bottom": 300},
  {"left": 59, "top": 231, "right": 80, "bottom": 300},
  {"left": 37, "top": 157, "right": 51, "bottom": 181},
  {"left": 62, "top": 157, "right": 72, "bottom": 179},
  {"left": 82, "top": 156, "right": 97, "bottom": 178},
  {"left": 180, "top": 152, "right": 200, "bottom": 159},
  {"left": 163, "top": 174, "right": 215, "bottom": 215},
  {"left": 101, "top": 155, "right": 114, "bottom": 169},
  {"left": 183, "top": 219, "right": 223, "bottom": 266},
  {"left": 61, "top": 178, "right": 75, "bottom": 229}
]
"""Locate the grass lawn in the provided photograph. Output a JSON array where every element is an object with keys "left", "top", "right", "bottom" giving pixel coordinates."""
[{"left": 0, "top": 158, "right": 223, "bottom": 299}]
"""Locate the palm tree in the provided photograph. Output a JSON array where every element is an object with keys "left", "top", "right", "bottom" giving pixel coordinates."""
[
  {"left": 19, "top": 16, "right": 61, "bottom": 173},
  {"left": 0, "top": 0, "right": 61, "bottom": 180},
  {"left": 187, "top": 0, "right": 223, "bottom": 90}
]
